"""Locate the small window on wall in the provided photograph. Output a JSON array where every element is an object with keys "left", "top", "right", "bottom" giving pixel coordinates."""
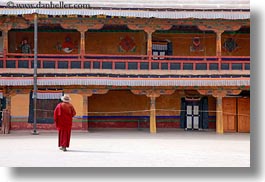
[
  {"left": 152, "top": 43, "right": 168, "bottom": 60},
  {"left": 28, "top": 90, "right": 63, "bottom": 124}
]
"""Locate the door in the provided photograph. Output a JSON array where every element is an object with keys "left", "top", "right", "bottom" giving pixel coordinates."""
[
  {"left": 186, "top": 102, "right": 200, "bottom": 130},
  {"left": 237, "top": 97, "right": 250, "bottom": 132},
  {"left": 223, "top": 98, "right": 237, "bottom": 132}
]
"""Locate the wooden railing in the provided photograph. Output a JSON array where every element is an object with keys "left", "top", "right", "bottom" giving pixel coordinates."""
[{"left": 0, "top": 53, "right": 250, "bottom": 71}]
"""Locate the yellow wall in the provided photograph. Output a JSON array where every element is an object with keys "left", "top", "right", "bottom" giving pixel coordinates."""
[
  {"left": 222, "top": 33, "right": 250, "bottom": 56},
  {"left": 68, "top": 94, "right": 83, "bottom": 116},
  {"left": 88, "top": 90, "right": 182, "bottom": 116},
  {"left": 156, "top": 92, "right": 181, "bottom": 116},
  {"left": 85, "top": 31, "right": 146, "bottom": 55},
  {"left": 10, "top": 93, "right": 83, "bottom": 117},
  {"left": 9, "top": 31, "right": 249, "bottom": 56},
  {"left": 88, "top": 90, "right": 149, "bottom": 116},
  {"left": 9, "top": 32, "right": 80, "bottom": 54},
  {"left": 153, "top": 32, "right": 216, "bottom": 56},
  {"left": 11, "top": 94, "right": 29, "bottom": 116},
  {"left": 208, "top": 96, "right": 216, "bottom": 116},
  {"left": 154, "top": 32, "right": 250, "bottom": 56}
]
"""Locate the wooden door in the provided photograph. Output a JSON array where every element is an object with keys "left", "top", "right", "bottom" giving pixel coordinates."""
[
  {"left": 186, "top": 101, "right": 200, "bottom": 130},
  {"left": 223, "top": 98, "right": 237, "bottom": 132},
  {"left": 237, "top": 97, "right": 250, "bottom": 132}
]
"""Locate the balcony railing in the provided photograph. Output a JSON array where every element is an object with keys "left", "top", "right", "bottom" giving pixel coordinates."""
[{"left": 0, "top": 53, "right": 250, "bottom": 72}]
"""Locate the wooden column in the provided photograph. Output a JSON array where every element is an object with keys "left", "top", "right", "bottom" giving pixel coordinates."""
[
  {"left": 61, "top": 23, "right": 104, "bottom": 52},
  {"left": 149, "top": 96, "right": 157, "bottom": 133},
  {"left": 61, "top": 22, "right": 103, "bottom": 68},
  {"left": 127, "top": 23, "right": 172, "bottom": 70},
  {"left": 80, "top": 30, "right": 86, "bottom": 55},
  {"left": 215, "top": 30, "right": 224, "bottom": 70},
  {"left": 216, "top": 96, "right": 223, "bottom": 134},
  {"left": 82, "top": 94, "right": 91, "bottom": 130},
  {"left": 144, "top": 28, "right": 155, "bottom": 62},
  {"left": 0, "top": 93, "right": 11, "bottom": 134},
  {"left": 198, "top": 23, "right": 241, "bottom": 71},
  {"left": 5, "top": 95, "right": 11, "bottom": 111},
  {"left": 215, "top": 30, "right": 224, "bottom": 57},
  {"left": 79, "top": 29, "right": 87, "bottom": 68},
  {"left": 2, "top": 29, "right": 9, "bottom": 54},
  {"left": 2, "top": 30, "right": 8, "bottom": 68},
  {"left": 131, "top": 89, "right": 175, "bottom": 133},
  {"left": 76, "top": 27, "right": 89, "bottom": 66},
  {"left": 0, "top": 16, "right": 28, "bottom": 55},
  {"left": 2, "top": 27, "right": 11, "bottom": 68}
]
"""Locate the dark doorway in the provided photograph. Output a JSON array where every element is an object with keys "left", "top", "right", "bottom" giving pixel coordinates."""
[{"left": 180, "top": 97, "right": 209, "bottom": 130}]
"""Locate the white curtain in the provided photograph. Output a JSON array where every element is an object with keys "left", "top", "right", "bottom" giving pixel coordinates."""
[{"left": 33, "top": 92, "right": 63, "bottom": 99}]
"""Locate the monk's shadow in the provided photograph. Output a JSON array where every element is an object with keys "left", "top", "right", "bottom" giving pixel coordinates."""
[{"left": 67, "top": 150, "right": 121, "bottom": 154}]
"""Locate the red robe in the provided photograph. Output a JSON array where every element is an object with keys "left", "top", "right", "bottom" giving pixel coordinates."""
[{"left": 54, "top": 102, "right": 76, "bottom": 148}]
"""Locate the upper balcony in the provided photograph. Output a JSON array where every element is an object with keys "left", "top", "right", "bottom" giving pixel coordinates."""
[{"left": 0, "top": 21, "right": 250, "bottom": 78}]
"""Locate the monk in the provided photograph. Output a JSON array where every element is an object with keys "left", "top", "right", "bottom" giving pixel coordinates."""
[{"left": 54, "top": 94, "right": 76, "bottom": 152}]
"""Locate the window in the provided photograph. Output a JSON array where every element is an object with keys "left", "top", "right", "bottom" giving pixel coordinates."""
[
  {"left": 152, "top": 43, "right": 168, "bottom": 60},
  {"left": 28, "top": 91, "right": 62, "bottom": 124}
]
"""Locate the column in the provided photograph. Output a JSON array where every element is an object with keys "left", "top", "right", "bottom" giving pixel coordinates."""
[
  {"left": 61, "top": 22, "right": 103, "bottom": 69},
  {"left": 80, "top": 30, "right": 86, "bottom": 68},
  {"left": 3, "top": 29, "right": 8, "bottom": 54},
  {"left": 75, "top": 89, "right": 108, "bottom": 131},
  {"left": 82, "top": 95, "right": 89, "bottom": 130},
  {"left": 1, "top": 93, "right": 11, "bottom": 134},
  {"left": 144, "top": 28, "right": 155, "bottom": 70},
  {"left": 131, "top": 89, "right": 175, "bottom": 134},
  {"left": 216, "top": 96, "right": 223, "bottom": 134},
  {"left": 80, "top": 30, "right": 86, "bottom": 55},
  {"left": 149, "top": 96, "right": 157, "bottom": 133},
  {"left": 215, "top": 30, "right": 224, "bottom": 70},
  {"left": 5, "top": 95, "right": 11, "bottom": 111},
  {"left": 198, "top": 23, "right": 241, "bottom": 70},
  {"left": 2, "top": 28, "right": 10, "bottom": 68},
  {"left": 146, "top": 91, "right": 161, "bottom": 134},
  {"left": 76, "top": 27, "right": 88, "bottom": 69}
]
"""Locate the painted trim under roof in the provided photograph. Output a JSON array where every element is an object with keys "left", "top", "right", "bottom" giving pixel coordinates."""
[{"left": 0, "top": 77, "right": 250, "bottom": 87}]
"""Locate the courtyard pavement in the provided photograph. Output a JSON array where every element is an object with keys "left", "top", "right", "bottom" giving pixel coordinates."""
[{"left": 0, "top": 129, "right": 250, "bottom": 167}]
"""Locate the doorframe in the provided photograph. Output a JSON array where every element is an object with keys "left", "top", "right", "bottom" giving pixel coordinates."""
[
  {"left": 185, "top": 98, "right": 201, "bottom": 130},
  {"left": 180, "top": 96, "right": 209, "bottom": 130}
]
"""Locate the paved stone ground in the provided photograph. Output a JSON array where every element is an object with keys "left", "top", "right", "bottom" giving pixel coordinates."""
[{"left": 0, "top": 129, "right": 250, "bottom": 167}]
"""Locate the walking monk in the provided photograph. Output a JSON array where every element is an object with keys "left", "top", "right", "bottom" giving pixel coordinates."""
[{"left": 54, "top": 94, "right": 76, "bottom": 152}]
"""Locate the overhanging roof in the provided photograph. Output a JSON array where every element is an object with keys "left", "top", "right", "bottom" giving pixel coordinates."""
[
  {"left": 0, "top": 77, "right": 250, "bottom": 87},
  {"left": 0, "top": 0, "right": 250, "bottom": 19},
  {"left": 0, "top": 0, "right": 250, "bottom": 10},
  {"left": 0, "top": 9, "right": 250, "bottom": 19}
]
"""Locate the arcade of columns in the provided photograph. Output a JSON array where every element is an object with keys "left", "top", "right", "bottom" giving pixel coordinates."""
[{"left": 0, "top": 15, "right": 250, "bottom": 133}]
